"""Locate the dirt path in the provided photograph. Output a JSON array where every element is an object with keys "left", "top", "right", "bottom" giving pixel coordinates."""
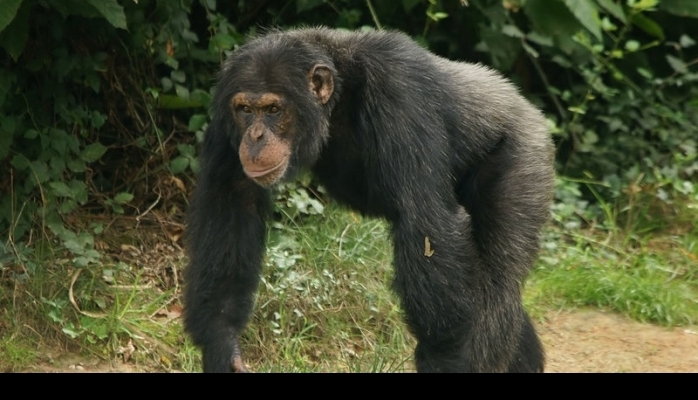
[{"left": 540, "top": 310, "right": 698, "bottom": 372}]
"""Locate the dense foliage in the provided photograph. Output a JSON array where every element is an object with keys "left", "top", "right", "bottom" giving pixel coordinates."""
[{"left": 1, "top": 0, "right": 696, "bottom": 267}]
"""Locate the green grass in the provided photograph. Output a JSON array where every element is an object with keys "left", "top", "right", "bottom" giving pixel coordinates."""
[
  {"left": 0, "top": 203, "right": 413, "bottom": 372},
  {"left": 1, "top": 194, "right": 697, "bottom": 372},
  {"left": 528, "top": 237, "right": 698, "bottom": 326},
  {"left": 243, "top": 205, "right": 414, "bottom": 372},
  {"left": 0, "top": 233, "right": 191, "bottom": 371},
  {"left": 0, "top": 329, "right": 40, "bottom": 371},
  {"left": 525, "top": 186, "right": 698, "bottom": 326}
]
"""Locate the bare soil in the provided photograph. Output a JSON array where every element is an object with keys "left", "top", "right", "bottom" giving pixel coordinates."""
[{"left": 540, "top": 310, "right": 698, "bottom": 372}]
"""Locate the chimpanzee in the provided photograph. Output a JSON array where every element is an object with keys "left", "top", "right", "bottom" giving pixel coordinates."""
[{"left": 183, "top": 27, "right": 555, "bottom": 373}]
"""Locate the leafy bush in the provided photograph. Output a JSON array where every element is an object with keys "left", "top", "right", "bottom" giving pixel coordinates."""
[
  {"left": 1, "top": 0, "right": 697, "bottom": 370},
  {"left": 0, "top": 0, "right": 239, "bottom": 265},
  {"left": 1, "top": 0, "right": 697, "bottom": 266}
]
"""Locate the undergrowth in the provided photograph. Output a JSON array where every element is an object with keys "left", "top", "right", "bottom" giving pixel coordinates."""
[
  {"left": 2, "top": 182, "right": 697, "bottom": 372},
  {"left": 2, "top": 0, "right": 698, "bottom": 372}
]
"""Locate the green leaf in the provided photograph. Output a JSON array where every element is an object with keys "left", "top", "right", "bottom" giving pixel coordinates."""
[
  {"left": 188, "top": 114, "right": 207, "bottom": 131},
  {"left": 502, "top": 24, "right": 524, "bottom": 38},
  {"left": 210, "top": 33, "right": 236, "bottom": 51},
  {"left": 601, "top": 17, "right": 617, "bottom": 32},
  {"left": 46, "top": 214, "right": 68, "bottom": 237},
  {"left": 177, "top": 144, "right": 195, "bottom": 157},
  {"left": 0, "top": 0, "right": 29, "bottom": 61},
  {"left": 69, "top": 180, "right": 88, "bottom": 204},
  {"left": 50, "top": 182, "right": 74, "bottom": 198},
  {"left": 568, "top": 106, "right": 586, "bottom": 115},
  {"left": 189, "top": 158, "right": 200, "bottom": 174},
  {"left": 85, "top": 72, "right": 100, "bottom": 92},
  {"left": 203, "top": 0, "right": 216, "bottom": 11},
  {"left": 402, "top": 0, "right": 421, "bottom": 12},
  {"left": 625, "top": 40, "right": 640, "bottom": 52},
  {"left": 165, "top": 57, "right": 179, "bottom": 70},
  {"left": 113, "top": 192, "right": 134, "bottom": 204},
  {"left": 90, "top": 321, "right": 108, "bottom": 339},
  {"left": 596, "top": 0, "right": 627, "bottom": 23},
  {"left": 91, "top": 222, "right": 104, "bottom": 234},
  {"left": 66, "top": 134, "right": 80, "bottom": 154},
  {"left": 296, "top": 0, "right": 325, "bottom": 13},
  {"left": 630, "top": 13, "right": 665, "bottom": 40},
  {"left": 526, "top": 32, "right": 553, "bottom": 47},
  {"left": 0, "top": 72, "right": 13, "bottom": 106},
  {"left": 0, "top": 0, "right": 23, "bottom": 33},
  {"left": 477, "top": 25, "right": 521, "bottom": 71},
  {"left": 522, "top": 42, "right": 539, "bottom": 58},
  {"left": 427, "top": 11, "right": 449, "bottom": 21},
  {"left": 666, "top": 55, "right": 687, "bottom": 73},
  {"left": 49, "top": 155, "right": 66, "bottom": 174},
  {"left": 85, "top": 0, "right": 127, "bottom": 29},
  {"left": 67, "top": 159, "right": 86, "bottom": 173},
  {"left": 48, "top": 309, "right": 65, "bottom": 324},
  {"left": 637, "top": 68, "right": 653, "bottom": 79},
  {"left": 161, "top": 77, "right": 173, "bottom": 92},
  {"left": 53, "top": 0, "right": 98, "bottom": 19},
  {"left": 175, "top": 84, "right": 190, "bottom": 100},
  {"left": 81, "top": 143, "right": 107, "bottom": 163},
  {"left": 90, "top": 111, "right": 106, "bottom": 129},
  {"left": 563, "top": 0, "right": 602, "bottom": 41},
  {"left": 31, "top": 161, "right": 49, "bottom": 183},
  {"left": 660, "top": 0, "right": 698, "bottom": 17},
  {"left": 59, "top": 199, "right": 78, "bottom": 214},
  {"left": 62, "top": 325, "right": 82, "bottom": 339},
  {"left": 49, "top": 130, "right": 69, "bottom": 154},
  {"left": 524, "top": 0, "right": 583, "bottom": 37},
  {"left": 628, "top": 0, "right": 658, "bottom": 12},
  {"left": 170, "top": 157, "right": 189, "bottom": 174},
  {"left": 171, "top": 70, "right": 186, "bottom": 83},
  {"left": 190, "top": 89, "right": 212, "bottom": 108},
  {"left": 680, "top": 35, "right": 696, "bottom": 48},
  {"left": 0, "top": 116, "right": 16, "bottom": 159},
  {"left": 11, "top": 154, "right": 30, "bottom": 170},
  {"left": 0, "top": 133, "right": 11, "bottom": 160}
]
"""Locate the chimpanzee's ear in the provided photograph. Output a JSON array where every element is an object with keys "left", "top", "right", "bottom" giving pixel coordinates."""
[{"left": 309, "top": 64, "right": 334, "bottom": 104}]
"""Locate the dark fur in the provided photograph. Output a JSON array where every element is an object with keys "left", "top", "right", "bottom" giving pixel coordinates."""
[{"left": 184, "top": 28, "right": 555, "bottom": 372}]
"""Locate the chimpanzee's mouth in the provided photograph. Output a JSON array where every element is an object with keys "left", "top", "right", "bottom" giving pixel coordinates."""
[{"left": 243, "top": 161, "right": 287, "bottom": 179}]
